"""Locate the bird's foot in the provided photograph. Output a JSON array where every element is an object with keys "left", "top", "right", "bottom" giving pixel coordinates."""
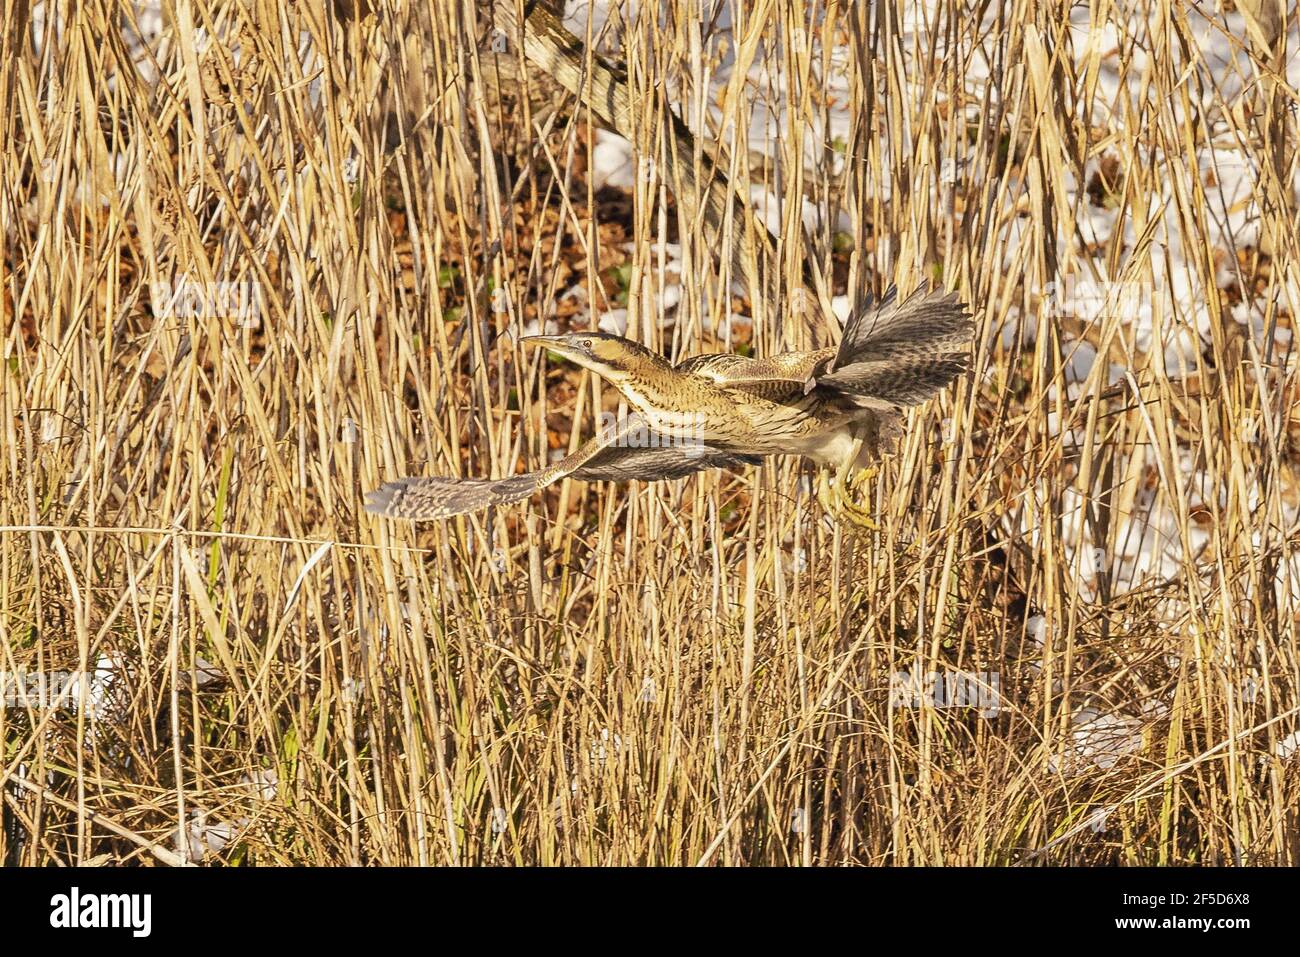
[
  {"left": 848, "top": 464, "right": 879, "bottom": 493},
  {"left": 840, "top": 465, "right": 880, "bottom": 530},
  {"left": 817, "top": 466, "right": 879, "bottom": 531}
]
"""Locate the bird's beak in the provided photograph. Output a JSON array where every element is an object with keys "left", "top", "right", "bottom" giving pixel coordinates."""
[{"left": 521, "top": 335, "right": 584, "bottom": 363}]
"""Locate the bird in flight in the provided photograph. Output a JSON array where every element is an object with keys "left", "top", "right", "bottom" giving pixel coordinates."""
[{"left": 365, "top": 286, "right": 973, "bottom": 526}]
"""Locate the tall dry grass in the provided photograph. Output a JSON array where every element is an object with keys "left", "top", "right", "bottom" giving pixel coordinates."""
[{"left": 1, "top": 0, "right": 1298, "bottom": 865}]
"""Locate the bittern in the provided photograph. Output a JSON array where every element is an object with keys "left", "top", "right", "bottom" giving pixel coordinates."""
[{"left": 365, "top": 286, "right": 973, "bottom": 525}]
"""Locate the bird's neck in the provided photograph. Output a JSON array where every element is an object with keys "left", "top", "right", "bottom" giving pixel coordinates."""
[{"left": 606, "top": 353, "right": 684, "bottom": 418}]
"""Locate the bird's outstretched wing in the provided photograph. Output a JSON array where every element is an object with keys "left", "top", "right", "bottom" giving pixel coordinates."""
[
  {"left": 676, "top": 351, "right": 831, "bottom": 402},
  {"left": 834, "top": 286, "right": 971, "bottom": 364},
  {"left": 675, "top": 288, "right": 972, "bottom": 409},
  {"left": 365, "top": 414, "right": 758, "bottom": 521},
  {"left": 816, "top": 286, "right": 974, "bottom": 407},
  {"left": 573, "top": 444, "right": 762, "bottom": 481}
]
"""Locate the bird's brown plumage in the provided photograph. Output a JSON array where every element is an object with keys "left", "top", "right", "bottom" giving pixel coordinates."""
[{"left": 366, "top": 286, "right": 973, "bottom": 520}]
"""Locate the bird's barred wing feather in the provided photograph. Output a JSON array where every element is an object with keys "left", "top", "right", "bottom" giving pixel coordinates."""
[
  {"left": 365, "top": 472, "right": 529, "bottom": 521},
  {"left": 365, "top": 414, "right": 759, "bottom": 520},
  {"left": 831, "top": 286, "right": 972, "bottom": 369},
  {"left": 818, "top": 286, "right": 974, "bottom": 407},
  {"left": 675, "top": 288, "right": 972, "bottom": 409},
  {"left": 673, "top": 353, "right": 750, "bottom": 379},
  {"left": 676, "top": 351, "right": 831, "bottom": 401},
  {"left": 573, "top": 444, "right": 762, "bottom": 481}
]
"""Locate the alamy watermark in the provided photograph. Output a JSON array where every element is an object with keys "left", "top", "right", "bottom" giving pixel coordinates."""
[
  {"left": 890, "top": 668, "right": 1002, "bottom": 718},
  {"left": 150, "top": 276, "right": 262, "bottom": 327},
  {"left": 1, "top": 668, "right": 107, "bottom": 710},
  {"left": 49, "top": 887, "right": 151, "bottom": 937},
  {"left": 1040, "top": 276, "right": 1156, "bottom": 320},
  {"left": 595, "top": 409, "right": 709, "bottom": 457}
]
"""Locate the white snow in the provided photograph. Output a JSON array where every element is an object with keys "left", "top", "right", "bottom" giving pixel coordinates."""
[
  {"left": 590, "top": 129, "right": 637, "bottom": 190},
  {"left": 597, "top": 307, "right": 629, "bottom": 335},
  {"left": 1050, "top": 707, "right": 1145, "bottom": 774}
]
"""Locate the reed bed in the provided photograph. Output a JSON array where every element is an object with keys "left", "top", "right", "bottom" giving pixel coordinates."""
[{"left": 1, "top": 0, "right": 1297, "bottom": 865}]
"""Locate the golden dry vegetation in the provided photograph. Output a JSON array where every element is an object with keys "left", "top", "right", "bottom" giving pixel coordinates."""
[{"left": 1, "top": 0, "right": 1299, "bottom": 865}]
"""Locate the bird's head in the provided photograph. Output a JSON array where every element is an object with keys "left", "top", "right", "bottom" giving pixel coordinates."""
[{"left": 521, "top": 331, "right": 664, "bottom": 381}]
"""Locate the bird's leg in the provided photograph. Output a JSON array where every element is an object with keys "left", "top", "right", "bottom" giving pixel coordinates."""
[{"left": 815, "top": 468, "right": 837, "bottom": 521}]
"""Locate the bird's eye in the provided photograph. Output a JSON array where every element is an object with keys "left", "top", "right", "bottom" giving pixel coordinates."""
[{"left": 582, "top": 339, "right": 593, "bottom": 349}]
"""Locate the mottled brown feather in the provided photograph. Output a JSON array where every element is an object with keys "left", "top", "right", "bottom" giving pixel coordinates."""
[
  {"left": 365, "top": 413, "right": 761, "bottom": 520},
  {"left": 366, "top": 286, "right": 974, "bottom": 521}
]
